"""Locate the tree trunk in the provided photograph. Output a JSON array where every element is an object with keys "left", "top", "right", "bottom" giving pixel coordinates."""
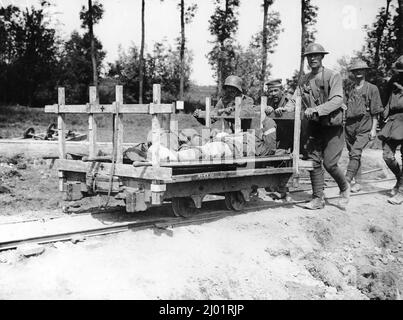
[
  {"left": 139, "top": 0, "right": 145, "bottom": 104},
  {"left": 88, "top": 0, "right": 98, "bottom": 101},
  {"left": 299, "top": 0, "right": 306, "bottom": 81},
  {"left": 179, "top": 0, "right": 185, "bottom": 100},
  {"left": 374, "top": 0, "right": 391, "bottom": 70},
  {"left": 261, "top": 0, "right": 270, "bottom": 86},
  {"left": 398, "top": 0, "right": 403, "bottom": 55},
  {"left": 218, "top": 0, "right": 230, "bottom": 96}
]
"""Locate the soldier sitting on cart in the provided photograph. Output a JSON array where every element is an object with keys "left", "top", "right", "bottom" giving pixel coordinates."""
[
  {"left": 256, "top": 79, "right": 296, "bottom": 201},
  {"left": 193, "top": 75, "right": 255, "bottom": 133},
  {"left": 263, "top": 78, "right": 296, "bottom": 152}
]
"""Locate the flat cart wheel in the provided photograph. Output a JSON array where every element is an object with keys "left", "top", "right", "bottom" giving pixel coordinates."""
[
  {"left": 225, "top": 191, "right": 246, "bottom": 211},
  {"left": 23, "top": 127, "right": 35, "bottom": 139},
  {"left": 172, "top": 197, "right": 198, "bottom": 218}
]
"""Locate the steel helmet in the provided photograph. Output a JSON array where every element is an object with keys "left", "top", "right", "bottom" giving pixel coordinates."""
[
  {"left": 393, "top": 55, "right": 403, "bottom": 72},
  {"left": 303, "top": 43, "right": 329, "bottom": 56},
  {"left": 224, "top": 75, "right": 243, "bottom": 93},
  {"left": 349, "top": 59, "right": 370, "bottom": 71}
]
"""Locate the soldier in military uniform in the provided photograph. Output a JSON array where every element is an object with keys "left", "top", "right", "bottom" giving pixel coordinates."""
[
  {"left": 378, "top": 55, "right": 403, "bottom": 205},
  {"left": 193, "top": 75, "right": 254, "bottom": 133},
  {"left": 294, "top": 43, "right": 350, "bottom": 210},
  {"left": 344, "top": 60, "right": 383, "bottom": 193}
]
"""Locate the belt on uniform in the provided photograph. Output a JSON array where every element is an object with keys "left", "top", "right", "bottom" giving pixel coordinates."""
[{"left": 346, "top": 114, "right": 368, "bottom": 123}]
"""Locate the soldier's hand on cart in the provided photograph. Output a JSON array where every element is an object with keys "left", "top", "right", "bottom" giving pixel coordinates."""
[
  {"left": 274, "top": 107, "right": 286, "bottom": 117},
  {"left": 265, "top": 106, "right": 274, "bottom": 116},
  {"left": 304, "top": 108, "right": 319, "bottom": 120}
]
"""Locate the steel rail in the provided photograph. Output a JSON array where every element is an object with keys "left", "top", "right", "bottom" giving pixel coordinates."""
[{"left": 0, "top": 179, "right": 395, "bottom": 251}]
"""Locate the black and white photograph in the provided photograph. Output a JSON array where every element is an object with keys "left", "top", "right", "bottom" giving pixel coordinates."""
[{"left": 0, "top": 0, "right": 402, "bottom": 303}]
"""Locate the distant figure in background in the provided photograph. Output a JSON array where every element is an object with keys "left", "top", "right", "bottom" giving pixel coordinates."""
[
  {"left": 193, "top": 75, "right": 254, "bottom": 133},
  {"left": 344, "top": 60, "right": 383, "bottom": 193},
  {"left": 378, "top": 55, "right": 403, "bottom": 205}
]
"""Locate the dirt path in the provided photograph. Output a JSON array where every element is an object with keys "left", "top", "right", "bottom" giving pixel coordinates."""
[
  {"left": 0, "top": 143, "right": 402, "bottom": 300},
  {"left": 0, "top": 190, "right": 402, "bottom": 300}
]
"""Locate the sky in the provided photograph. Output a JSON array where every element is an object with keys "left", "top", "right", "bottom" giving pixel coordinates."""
[{"left": 7, "top": 0, "right": 387, "bottom": 85}]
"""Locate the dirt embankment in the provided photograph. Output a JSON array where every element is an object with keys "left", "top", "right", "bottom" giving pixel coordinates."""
[
  {"left": 0, "top": 194, "right": 402, "bottom": 300},
  {"left": 0, "top": 140, "right": 402, "bottom": 300}
]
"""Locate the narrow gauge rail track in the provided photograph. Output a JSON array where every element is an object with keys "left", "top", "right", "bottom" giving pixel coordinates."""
[{"left": 0, "top": 179, "right": 395, "bottom": 251}]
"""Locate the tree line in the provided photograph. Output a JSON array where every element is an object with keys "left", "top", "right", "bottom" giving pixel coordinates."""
[{"left": 0, "top": 0, "right": 402, "bottom": 109}]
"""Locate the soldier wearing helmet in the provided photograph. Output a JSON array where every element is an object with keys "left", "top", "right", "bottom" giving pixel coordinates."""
[
  {"left": 378, "top": 55, "right": 403, "bottom": 205},
  {"left": 213, "top": 75, "right": 255, "bottom": 132},
  {"left": 193, "top": 75, "right": 254, "bottom": 133},
  {"left": 288, "top": 43, "right": 350, "bottom": 210},
  {"left": 344, "top": 59, "right": 383, "bottom": 193}
]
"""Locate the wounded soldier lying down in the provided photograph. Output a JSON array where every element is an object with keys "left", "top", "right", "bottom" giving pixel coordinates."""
[{"left": 124, "top": 117, "right": 287, "bottom": 163}]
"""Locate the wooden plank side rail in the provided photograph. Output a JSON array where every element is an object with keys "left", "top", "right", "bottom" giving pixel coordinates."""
[
  {"left": 170, "top": 167, "right": 294, "bottom": 183},
  {"left": 57, "top": 159, "right": 173, "bottom": 181},
  {"left": 292, "top": 89, "right": 302, "bottom": 178},
  {"left": 44, "top": 103, "right": 174, "bottom": 114}
]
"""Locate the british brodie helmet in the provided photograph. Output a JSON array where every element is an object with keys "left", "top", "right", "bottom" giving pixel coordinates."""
[
  {"left": 224, "top": 75, "right": 243, "bottom": 93},
  {"left": 303, "top": 43, "right": 329, "bottom": 56}
]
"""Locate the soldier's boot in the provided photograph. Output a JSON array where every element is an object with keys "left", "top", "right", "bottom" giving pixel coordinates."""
[
  {"left": 350, "top": 183, "right": 361, "bottom": 193},
  {"left": 303, "top": 197, "right": 325, "bottom": 210},
  {"left": 338, "top": 183, "right": 351, "bottom": 210},
  {"left": 388, "top": 191, "right": 403, "bottom": 205}
]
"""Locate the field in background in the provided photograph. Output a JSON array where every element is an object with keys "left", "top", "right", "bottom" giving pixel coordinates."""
[
  {"left": 0, "top": 105, "right": 204, "bottom": 142},
  {"left": 0, "top": 84, "right": 217, "bottom": 140}
]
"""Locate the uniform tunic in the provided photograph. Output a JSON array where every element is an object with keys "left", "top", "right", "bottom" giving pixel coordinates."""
[
  {"left": 379, "top": 76, "right": 403, "bottom": 141},
  {"left": 379, "top": 76, "right": 403, "bottom": 191},
  {"left": 298, "top": 67, "right": 348, "bottom": 199},
  {"left": 345, "top": 81, "right": 383, "bottom": 181}
]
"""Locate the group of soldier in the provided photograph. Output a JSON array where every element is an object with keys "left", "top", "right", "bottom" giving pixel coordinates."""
[{"left": 194, "top": 42, "right": 403, "bottom": 210}]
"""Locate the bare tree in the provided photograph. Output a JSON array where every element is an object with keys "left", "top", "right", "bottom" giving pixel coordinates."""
[
  {"left": 139, "top": 0, "right": 145, "bottom": 103},
  {"left": 299, "top": 0, "right": 317, "bottom": 79},
  {"left": 88, "top": 0, "right": 98, "bottom": 98},
  {"left": 299, "top": 0, "right": 306, "bottom": 78},
  {"left": 374, "top": 0, "right": 392, "bottom": 69},
  {"left": 178, "top": 1, "right": 197, "bottom": 100},
  {"left": 208, "top": 0, "right": 240, "bottom": 95},
  {"left": 397, "top": 0, "right": 403, "bottom": 55},
  {"left": 180, "top": 0, "right": 185, "bottom": 100},
  {"left": 261, "top": 0, "right": 274, "bottom": 84}
]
